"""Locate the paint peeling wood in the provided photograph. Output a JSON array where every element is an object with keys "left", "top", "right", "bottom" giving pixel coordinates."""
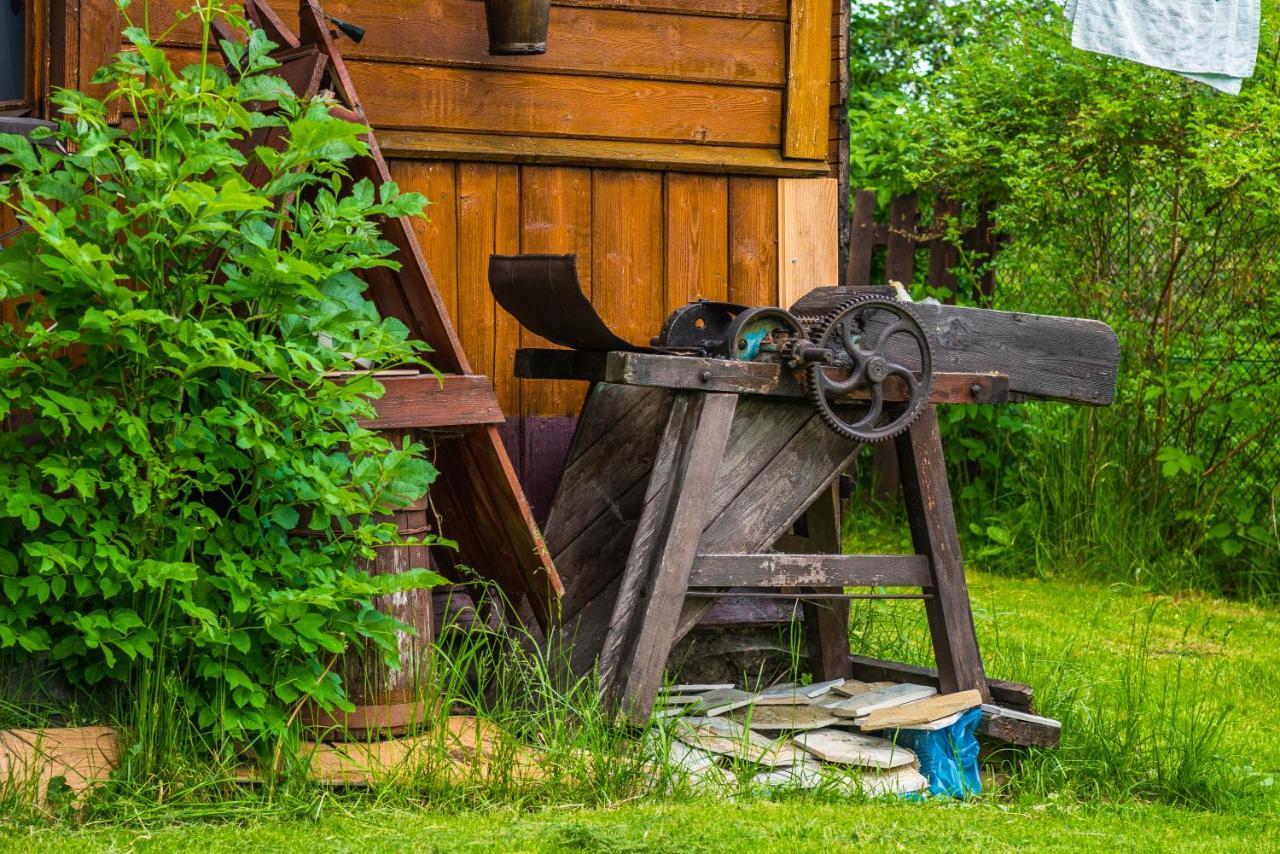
[
  {"left": 792, "top": 728, "right": 917, "bottom": 770},
  {"left": 823, "top": 682, "right": 937, "bottom": 719},
  {"left": 858, "top": 689, "right": 982, "bottom": 731}
]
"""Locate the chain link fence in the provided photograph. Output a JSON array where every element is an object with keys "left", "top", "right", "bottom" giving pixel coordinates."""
[{"left": 968, "top": 176, "right": 1280, "bottom": 594}]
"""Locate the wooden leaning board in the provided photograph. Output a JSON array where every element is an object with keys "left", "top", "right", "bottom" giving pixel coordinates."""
[{"left": 217, "top": 1, "right": 561, "bottom": 634}]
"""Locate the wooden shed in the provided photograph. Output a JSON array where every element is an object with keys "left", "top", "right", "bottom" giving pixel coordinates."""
[{"left": 4, "top": 0, "right": 850, "bottom": 518}]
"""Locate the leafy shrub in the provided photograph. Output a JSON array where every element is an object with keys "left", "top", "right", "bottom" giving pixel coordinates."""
[
  {"left": 0, "top": 2, "right": 443, "bottom": 754},
  {"left": 849, "top": 0, "right": 1280, "bottom": 599}
]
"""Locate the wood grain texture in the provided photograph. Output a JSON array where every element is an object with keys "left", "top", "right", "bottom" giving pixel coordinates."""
[
  {"left": 551, "top": 0, "right": 787, "bottom": 19},
  {"left": 387, "top": 159, "right": 460, "bottom": 324},
  {"left": 895, "top": 407, "right": 988, "bottom": 700},
  {"left": 859, "top": 689, "right": 982, "bottom": 730},
  {"left": 783, "top": 0, "right": 833, "bottom": 159},
  {"left": 849, "top": 655, "right": 1034, "bottom": 712},
  {"left": 665, "top": 173, "right": 729, "bottom": 311},
  {"left": 688, "top": 553, "right": 930, "bottom": 588},
  {"left": 979, "top": 704, "right": 1061, "bottom": 748},
  {"left": 884, "top": 194, "right": 919, "bottom": 288},
  {"left": 778, "top": 178, "right": 838, "bottom": 307},
  {"left": 519, "top": 165, "right": 593, "bottom": 417},
  {"left": 377, "top": 132, "right": 828, "bottom": 176},
  {"left": 728, "top": 176, "right": 779, "bottom": 307},
  {"left": 148, "top": 0, "right": 786, "bottom": 87},
  {"left": 599, "top": 392, "right": 738, "bottom": 720},
  {"left": 514, "top": 350, "right": 1010, "bottom": 405},
  {"left": 456, "top": 164, "right": 503, "bottom": 407},
  {"left": 359, "top": 374, "right": 506, "bottom": 429},
  {"left": 590, "top": 170, "right": 666, "bottom": 347},
  {"left": 349, "top": 63, "right": 782, "bottom": 146}
]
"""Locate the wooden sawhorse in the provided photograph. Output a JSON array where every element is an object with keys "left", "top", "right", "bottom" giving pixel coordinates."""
[{"left": 531, "top": 351, "right": 1001, "bottom": 722}]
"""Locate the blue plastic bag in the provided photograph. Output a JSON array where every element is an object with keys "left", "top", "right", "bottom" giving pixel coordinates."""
[{"left": 891, "top": 707, "right": 983, "bottom": 798}]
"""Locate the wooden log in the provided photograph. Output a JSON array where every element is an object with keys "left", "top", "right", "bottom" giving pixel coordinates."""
[{"left": 688, "top": 553, "right": 930, "bottom": 587}]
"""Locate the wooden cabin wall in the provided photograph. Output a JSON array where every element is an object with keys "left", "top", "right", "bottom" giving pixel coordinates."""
[{"left": 46, "top": 0, "right": 848, "bottom": 520}]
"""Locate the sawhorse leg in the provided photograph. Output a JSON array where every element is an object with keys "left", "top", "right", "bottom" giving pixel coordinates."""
[
  {"left": 597, "top": 391, "right": 738, "bottom": 721},
  {"left": 895, "top": 406, "right": 989, "bottom": 699},
  {"left": 802, "top": 482, "right": 855, "bottom": 682}
]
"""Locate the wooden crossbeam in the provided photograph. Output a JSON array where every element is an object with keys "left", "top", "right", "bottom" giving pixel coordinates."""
[
  {"left": 359, "top": 374, "right": 506, "bottom": 429},
  {"left": 515, "top": 349, "right": 1010, "bottom": 405},
  {"left": 689, "top": 553, "right": 930, "bottom": 588}
]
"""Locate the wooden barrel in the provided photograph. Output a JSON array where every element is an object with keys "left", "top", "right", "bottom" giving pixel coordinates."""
[
  {"left": 301, "top": 432, "right": 437, "bottom": 739},
  {"left": 483, "top": 0, "right": 550, "bottom": 55}
]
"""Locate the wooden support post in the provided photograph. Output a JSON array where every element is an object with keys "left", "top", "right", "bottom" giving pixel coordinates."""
[
  {"left": 597, "top": 392, "right": 738, "bottom": 721},
  {"left": 801, "top": 482, "right": 854, "bottom": 682},
  {"left": 894, "top": 407, "right": 989, "bottom": 699}
]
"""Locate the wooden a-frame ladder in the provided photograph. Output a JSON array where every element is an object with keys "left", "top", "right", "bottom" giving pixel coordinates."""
[{"left": 218, "top": 0, "right": 562, "bottom": 629}]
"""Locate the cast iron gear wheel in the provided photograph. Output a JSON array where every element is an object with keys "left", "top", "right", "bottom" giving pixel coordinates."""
[{"left": 802, "top": 294, "right": 933, "bottom": 443}]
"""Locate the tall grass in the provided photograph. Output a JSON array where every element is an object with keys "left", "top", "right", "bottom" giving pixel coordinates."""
[{"left": 845, "top": 587, "right": 1255, "bottom": 810}]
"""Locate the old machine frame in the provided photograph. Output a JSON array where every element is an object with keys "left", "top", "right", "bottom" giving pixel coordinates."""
[{"left": 492, "top": 254, "right": 1119, "bottom": 735}]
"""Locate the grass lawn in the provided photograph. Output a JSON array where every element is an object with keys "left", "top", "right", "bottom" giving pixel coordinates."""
[{"left": 3, "top": 572, "right": 1277, "bottom": 852}]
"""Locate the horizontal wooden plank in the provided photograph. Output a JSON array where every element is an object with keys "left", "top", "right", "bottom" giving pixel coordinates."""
[
  {"left": 515, "top": 349, "right": 1011, "bottom": 404},
  {"left": 155, "top": 47, "right": 781, "bottom": 147},
  {"left": 848, "top": 655, "right": 1035, "bottom": 713},
  {"left": 350, "top": 63, "right": 781, "bottom": 146},
  {"left": 789, "top": 292, "right": 1120, "bottom": 405},
  {"left": 358, "top": 373, "right": 506, "bottom": 429},
  {"left": 979, "top": 704, "right": 1061, "bottom": 748},
  {"left": 148, "top": 0, "right": 786, "bottom": 87},
  {"left": 377, "top": 130, "right": 829, "bottom": 176},
  {"left": 689, "top": 553, "right": 931, "bottom": 587},
  {"left": 549, "top": 0, "right": 787, "bottom": 19}
]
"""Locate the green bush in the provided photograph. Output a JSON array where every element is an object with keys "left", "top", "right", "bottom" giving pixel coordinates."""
[
  {"left": 0, "top": 2, "right": 443, "bottom": 757},
  {"left": 849, "top": 0, "right": 1280, "bottom": 599}
]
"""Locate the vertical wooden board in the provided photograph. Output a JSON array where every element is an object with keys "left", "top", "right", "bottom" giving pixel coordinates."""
[
  {"left": 664, "top": 173, "right": 728, "bottom": 313},
  {"left": 783, "top": 0, "right": 834, "bottom": 159},
  {"left": 590, "top": 170, "right": 665, "bottom": 348},
  {"left": 388, "top": 159, "right": 460, "bottom": 326},
  {"left": 493, "top": 164, "right": 522, "bottom": 417},
  {"left": 519, "top": 165, "right": 593, "bottom": 417},
  {"left": 778, "top": 177, "right": 837, "bottom": 307},
  {"left": 885, "top": 194, "right": 919, "bottom": 288},
  {"left": 728, "top": 176, "right": 779, "bottom": 308},
  {"left": 456, "top": 163, "right": 499, "bottom": 397}
]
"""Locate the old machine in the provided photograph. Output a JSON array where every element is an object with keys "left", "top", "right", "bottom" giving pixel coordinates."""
[{"left": 491, "top": 254, "right": 1120, "bottom": 736}]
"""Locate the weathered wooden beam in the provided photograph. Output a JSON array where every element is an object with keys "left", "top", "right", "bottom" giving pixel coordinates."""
[
  {"left": 848, "top": 655, "right": 1034, "bottom": 712},
  {"left": 689, "top": 553, "right": 930, "bottom": 587},
  {"left": 597, "top": 392, "right": 738, "bottom": 721},
  {"left": 979, "top": 704, "right": 1061, "bottom": 748},
  {"left": 378, "top": 131, "right": 829, "bottom": 177},
  {"left": 357, "top": 374, "right": 506, "bottom": 429},
  {"left": 784, "top": 290, "right": 1120, "bottom": 405},
  {"left": 515, "top": 349, "right": 1010, "bottom": 404},
  {"left": 896, "top": 408, "right": 989, "bottom": 701},
  {"left": 799, "top": 482, "right": 853, "bottom": 681}
]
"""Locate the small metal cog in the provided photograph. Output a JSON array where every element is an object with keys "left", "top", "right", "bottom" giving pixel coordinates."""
[{"left": 801, "top": 295, "right": 933, "bottom": 443}]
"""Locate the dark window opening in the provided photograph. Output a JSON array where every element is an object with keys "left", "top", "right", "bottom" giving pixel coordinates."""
[{"left": 2, "top": 0, "right": 26, "bottom": 104}]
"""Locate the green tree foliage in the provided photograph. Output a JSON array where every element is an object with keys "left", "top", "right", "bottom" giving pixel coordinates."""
[
  {"left": 0, "top": 2, "right": 444, "bottom": 751},
  {"left": 850, "top": 0, "right": 1280, "bottom": 598}
]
